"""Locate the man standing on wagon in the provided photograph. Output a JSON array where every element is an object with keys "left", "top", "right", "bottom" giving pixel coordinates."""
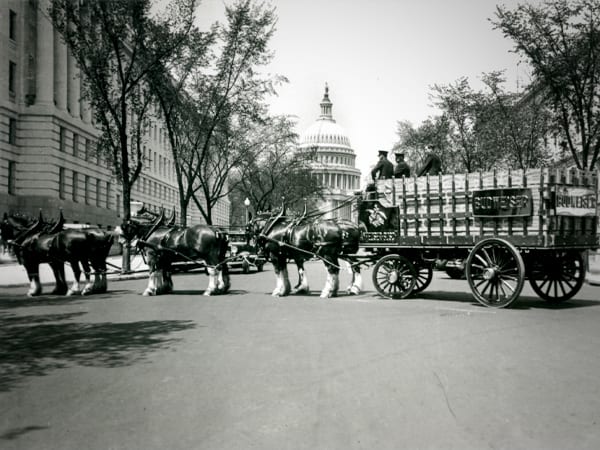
[
  {"left": 393, "top": 151, "right": 411, "bottom": 178},
  {"left": 371, "top": 150, "right": 394, "bottom": 181}
]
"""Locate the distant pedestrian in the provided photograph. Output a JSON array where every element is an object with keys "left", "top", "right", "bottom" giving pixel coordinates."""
[
  {"left": 393, "top": 152, "right": 411, "bottom": 178},
  {"left": 371, "top": 150, "right": 394, "bottom": 181}
]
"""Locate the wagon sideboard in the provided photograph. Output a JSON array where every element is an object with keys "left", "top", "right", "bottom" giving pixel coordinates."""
[{"left": 357, "top": 167, "right": 599, "bottom": 249}]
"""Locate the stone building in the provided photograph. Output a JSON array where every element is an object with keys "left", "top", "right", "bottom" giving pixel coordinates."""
[
  {"left": 0, "top": 0, "right": 229, "bottom": 228},
  {"left": 297, "top": 84, "right": 362, "bottom": 220}
]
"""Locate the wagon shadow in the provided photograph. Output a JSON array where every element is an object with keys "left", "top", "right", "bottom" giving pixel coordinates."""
[
  {"left": 418, "top": 290, "right": 600, "bottom": 310},
  {"left": 0, "top": 311, "right": 196, "bottom": 392}
]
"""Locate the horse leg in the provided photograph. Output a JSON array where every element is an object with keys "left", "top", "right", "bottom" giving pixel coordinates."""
[
  {"left": 50, "top": 262, "right": 68, "bottom": 295},
  {"left": 24, "top": 262, "right": 42, "bottom": 297},
  {"left": 272, "top": 254, "right": 290, "bottom": 297},
  {"left": 204, "top": 266, "right": 218, "bottom": 296},
  {"left": 163, "top": 261, "right": 173, "bottom": 294},
  {"left": 80, "top": 259, "right": 95, "bottom": 295},
  {"left": 291, "top": 258, "right": 310, "bottom": 294},
  {"left": 92, "top": 255, "right": 108, "bottom": 293},
  {"left": 143, "top": 254, "right": 160, "bottom": 296},
  {"left": 344, "top": 258, "right": 363, "bottom": 295},
  {"left": 67, "top": 260, "right": 82, "bottom": 296},
  {"left": 217, "top": 263, "right": 230, "bottom": 294},
  {"left": 320, "top": 255, "right": 340, "bottom": 298}
]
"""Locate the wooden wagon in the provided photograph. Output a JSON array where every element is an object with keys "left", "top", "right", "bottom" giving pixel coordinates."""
[{"left": 356, "top": 167, "right": 599, "bottom": 307}]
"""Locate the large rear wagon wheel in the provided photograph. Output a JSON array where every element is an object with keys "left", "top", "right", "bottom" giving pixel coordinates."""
[
  {"left": 372, "top": 254, "right": 416, "bottom": 299},
  {"left": 465, "top": 238, "right": 525, "bottom": 308},
  {"left": 413, "top": 263, "right": 433, "bottom": 294},
  {"left": 528, "top": 250, "right": 585, "bottom": 303}
]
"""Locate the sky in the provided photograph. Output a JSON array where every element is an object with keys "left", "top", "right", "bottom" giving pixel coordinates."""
[{"left": 191, "top": 0, "right": 536, "bottom": 177}]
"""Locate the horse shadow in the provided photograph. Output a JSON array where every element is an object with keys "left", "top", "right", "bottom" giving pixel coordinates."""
[
  {"left": 0, "top": 310, "right": 196, "bottom": 392},
  {"left": 0, "top": 290, "right": 132, "bottom": 310}
]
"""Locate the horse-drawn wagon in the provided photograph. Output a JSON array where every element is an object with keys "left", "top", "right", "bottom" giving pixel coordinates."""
[{"left": 356, "top": 167, "right": 599, "bottom": 308}]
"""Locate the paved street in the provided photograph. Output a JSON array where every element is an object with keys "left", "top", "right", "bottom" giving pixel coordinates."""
[{"left": 2, "top": 261, "right": 600, "bottom": 450}]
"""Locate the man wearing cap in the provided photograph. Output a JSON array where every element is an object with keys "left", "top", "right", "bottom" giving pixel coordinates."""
[
  {"left": 394, "top": 152, "right": 411, "bottom": 178},
  {"left": 370, "top": 150, "right": 394, "bottom": 181}
]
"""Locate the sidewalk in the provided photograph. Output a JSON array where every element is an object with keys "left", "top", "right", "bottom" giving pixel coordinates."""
[{"left": 0, "top": 253, "right": 149, "bottom": 288}]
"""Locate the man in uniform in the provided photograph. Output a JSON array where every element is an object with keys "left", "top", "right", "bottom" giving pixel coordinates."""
[
  {"left": 370, "top": 150, "right": 394, "bottom": 181},
  {"left": 394, "top": 152, "right": 411, "bottom": 178}
]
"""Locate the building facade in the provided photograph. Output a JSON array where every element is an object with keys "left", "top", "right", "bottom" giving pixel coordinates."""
[
  {"left": 0, "top": 0, "right": 229, "bottom": 228},
  {"left": 297, "top": 85, "right": 362, "bottom": 220}
]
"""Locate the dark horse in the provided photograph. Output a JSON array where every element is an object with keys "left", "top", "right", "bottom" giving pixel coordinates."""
[
  {"left": 118, "top": 210, "right": 230, "bottom": 296},
  {"left": 247, "top": 210, "right": 362, "bottom": 298},
  {"left": 1, "top": 211, "right": 113, "bottom": 296}
]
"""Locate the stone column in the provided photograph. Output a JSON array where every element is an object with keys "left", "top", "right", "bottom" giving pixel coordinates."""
[
  {"left": 80, "top": 78, "right": 92, "bottom": 123},
  {"left": 67, "top": 54, "right": 80, "bottom": 117},
  {"left": 54, "top": 27, "right": 68, "bottom": 110},
  {"left": 36, "top": 0, "right": 54, "bottom": 106},
  {"left": 67, "top": 7, "right": 80, "bottom": 118}
]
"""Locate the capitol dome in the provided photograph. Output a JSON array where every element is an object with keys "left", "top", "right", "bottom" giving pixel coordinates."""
[
  {"left": 300, "top": 116, "right": 351, "bottom": 147},
  {"left": 297, "top": 84, "right": 362, "bottom": 221}
]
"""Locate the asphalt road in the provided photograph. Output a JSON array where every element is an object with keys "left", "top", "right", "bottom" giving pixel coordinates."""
[{"left": 2, "top": 262, "right": 600, "bottom": 450}]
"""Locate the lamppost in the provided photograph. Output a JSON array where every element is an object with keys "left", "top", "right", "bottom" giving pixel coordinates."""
[{"left": 244, "top": 197, "right": 250, "bottom": 225}]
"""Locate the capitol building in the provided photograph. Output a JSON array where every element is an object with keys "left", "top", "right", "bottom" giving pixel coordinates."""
[{"left": 297, "top": 85, "right": 362, "bottom": 220}]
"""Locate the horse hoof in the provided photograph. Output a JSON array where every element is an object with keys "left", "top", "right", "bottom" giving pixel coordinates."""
[
  {"left": 66, "top": 289, "right": 80, "bottom": 296},
  {"left": 142, "top": 289, "right": 156, "bottom": 296},
  {"left": 348, "top": 286, "right": 361, "bottom": 295}
]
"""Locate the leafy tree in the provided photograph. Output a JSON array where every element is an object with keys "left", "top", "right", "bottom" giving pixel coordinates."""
[
  {"left": 394, "top": 116, "right": 453, "bottom": 173},
  {"left": 230, "top": 115, "right": 323, "bottom": 220},
  {"left": 430, "top": 78, "right": 497, "bottom": 172},
  {"left": 148, "top": 24, "right": 216, "bottom": 227},
  {"left": 480, "top": 71, "right": 553, "bottom": 170},
  {"left": 51, "top": 0, "right": 198, "bottom": 271},
  {"left": 179, "top": 0, "right": 286, "bottom": 225},
  {"left": 493, "top": 0, "right": 600, "bottom": 169}
]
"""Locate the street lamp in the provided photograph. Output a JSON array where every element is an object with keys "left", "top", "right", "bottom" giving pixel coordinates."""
[{"left": 244, "top": 197, "right": 250, "bottom": 224}]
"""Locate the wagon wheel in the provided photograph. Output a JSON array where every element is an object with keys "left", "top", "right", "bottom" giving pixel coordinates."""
[
  {"left": 372, "top": 254, "right": 417, "bottom": 299},
  {"left": 528, "top": 250, "right": 585, "bottom": 303},
  {"left": 465, "top": 238, "right": 525, "bottom": 308},
  {"left": 413, "top": 263, "right": 433, "bottom": 294}
]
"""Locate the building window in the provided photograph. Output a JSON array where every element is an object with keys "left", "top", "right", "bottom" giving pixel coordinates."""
[
  {"left": 9, "top": 10, "right": 17, "bottom": 41},
  {"left": 8, "top": 118, "right": 17, "bottom": 144},
  {"left": 96, "top": 179, "right": 102, "bottom": 207},
  {"left": 9, "top": 61, "right": 16, "bottom": 95},
  {"left": 59, "top": 167, "right": 65, "bottom": 199},
  {"left": 8, "top": 161, "right": 16, "bottom": 195},
  {"left": 72, "top": 171, "right": 78, "bottom": 202},
  {"left": 85, "top": 138, "right": 91, "bottom": 161},
  {"left": 59, "top": 127, "right": 66, "bottom": 152},
  {"left": 73, "top": 133, "right": 79, "bottom": 157},
  {"left": 85, "top": 175, "right": 90, "bottom": 205},
  {"left": 106, "top": 181, "right": 111, "bottom": 208},
  {"left": 116, "top": 194, "right": 121, "bottom": 217}
]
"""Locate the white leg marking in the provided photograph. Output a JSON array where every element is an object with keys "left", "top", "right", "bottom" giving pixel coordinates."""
[{"left": 205, "top": 268, "right": 217, "bottom": 296}]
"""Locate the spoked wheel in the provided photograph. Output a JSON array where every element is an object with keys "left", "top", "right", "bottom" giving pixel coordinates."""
[
  {"left": 372, "top": 254, "right": 417, "bottom": 299},
  {"left": 413, "top": 263, "right": 433, "bottom": 294},
  {"left": 466, "top": 238, "right": 525, "bottom": 308},
  {"left": 528, "top": 250, "right": 585, "bottom": 303}
]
